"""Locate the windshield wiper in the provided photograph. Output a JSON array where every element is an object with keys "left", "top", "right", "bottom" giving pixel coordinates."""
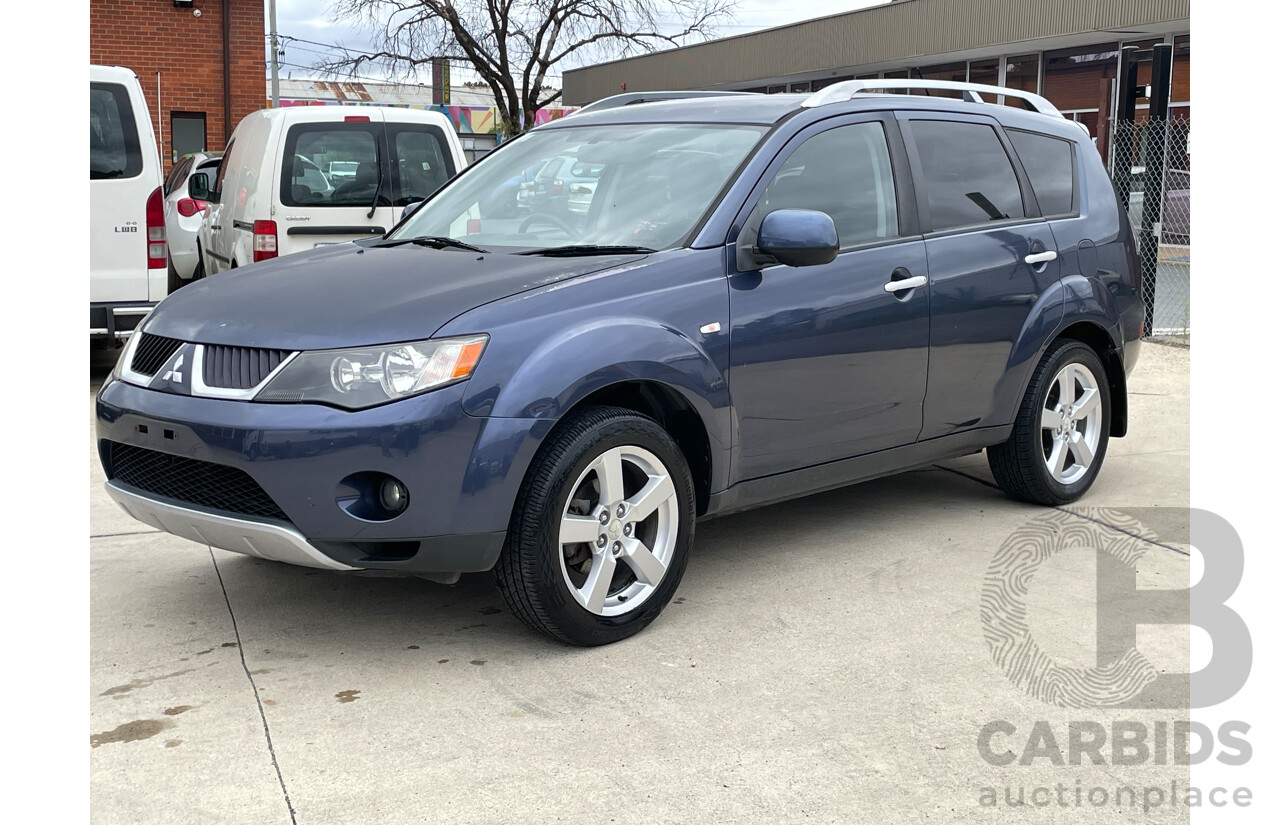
[
  {"left": 367, "top": 137, "right": 384, "bottom": 219},
  {"left": 517, "top": 244, "right": 657, "bottom": 257},
  {"left": 372, "top": 235, "right": 490, "bottom": 253}
]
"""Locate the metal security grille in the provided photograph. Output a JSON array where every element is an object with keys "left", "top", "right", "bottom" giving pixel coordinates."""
[
  {"left": 106, "top": 442, "right": 290, "bottom": 523},
  {"left": 1108, "top": 114, "right": 1191, "bottom": 342},
  {"left": 202, "top": 345, "right": 291, "bottom": 389},
  {"left": 130, "top": 333, "right": 184, "bottom": 376}
]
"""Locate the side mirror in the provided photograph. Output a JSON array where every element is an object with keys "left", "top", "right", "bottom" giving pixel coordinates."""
[
  {"left": 756, "top": 209, "right": 839, "bottom": 268},
  {"left": 188, "top": 172, "right": 211, "bottom": 202},
  {"left": 401, "top": 199, "right": 425, "bottom": 221}
]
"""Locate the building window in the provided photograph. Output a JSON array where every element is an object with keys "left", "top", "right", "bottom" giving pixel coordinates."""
[
  {"left": 912, "top": 61, "right": 966, "bottom": 97},
  {"left": 1042, "top": 44, "right": 1116, "bottom": 112},
  {"left": 1172, "top": 34, "right": 1190, "bottom": 103},
  {"left": 170, "top": 112, "right": 207, "bottom": 164},
  {"left": 968, "top": 59, "right": 999, "bottom": 87}
]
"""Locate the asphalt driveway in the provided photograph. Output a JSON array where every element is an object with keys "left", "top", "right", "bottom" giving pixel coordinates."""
[{"left": 90, "top": 342, "right": 1191, "bottom": 824}]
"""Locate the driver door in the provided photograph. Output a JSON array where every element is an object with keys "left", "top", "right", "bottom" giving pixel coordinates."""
[{"left": 728, "top": 115, "right": 931, "bottom": 480}]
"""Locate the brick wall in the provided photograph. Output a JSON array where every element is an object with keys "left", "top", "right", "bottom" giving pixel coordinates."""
[{"left": 90, "top": 0, "right": 264, "bottom": 170}]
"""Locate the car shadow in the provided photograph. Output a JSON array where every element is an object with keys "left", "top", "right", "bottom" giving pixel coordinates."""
[{"left": 202, "top": 463, "right": 1009, "bottom": 659}]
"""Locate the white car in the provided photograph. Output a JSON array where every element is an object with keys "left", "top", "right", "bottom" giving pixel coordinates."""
[
  {"left": 190, "top": 106, "right": 466, "bottom": 274},
  {"left": 162, "top": 152, "right": 221, "bottom": 290},
  {"left": 90, "top": 65, "right": 166, "bottom": 344}
]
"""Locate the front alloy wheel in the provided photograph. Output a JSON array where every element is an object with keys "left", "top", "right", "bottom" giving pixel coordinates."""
[
  {"left": 558, "top": 445, "right": 679, "bottom": 616},
  {"left": 495, "top": 406, "right": 695, "bottom": 645}
]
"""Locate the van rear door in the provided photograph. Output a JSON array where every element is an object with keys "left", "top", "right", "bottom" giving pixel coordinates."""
[
  {"left": 90, "top": 79, "right": 159, "bottom": 304},
  {"left": 274, "top": 110, "right": 459, "bottom": 254}
]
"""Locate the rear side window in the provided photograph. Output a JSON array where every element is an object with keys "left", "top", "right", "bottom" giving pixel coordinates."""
[
  {"left": 909, "top": 120, "right": 1025, "bottom": 231},
  {"left": 1008, "top": 130, "right": 1077, "bottom": 217},
  {"left": 164, "top": 156, "right": 192, "bottom": 196},
  {"left": 90, "top": 82, "right": 143, "bottom": 180}
]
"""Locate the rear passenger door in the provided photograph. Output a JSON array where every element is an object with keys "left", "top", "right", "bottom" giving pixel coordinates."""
[{"left": 899, "top": 114, "right": 1062, "bottom": 440}]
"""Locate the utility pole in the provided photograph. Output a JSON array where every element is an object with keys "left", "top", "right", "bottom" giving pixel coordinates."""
[{"left": 269, "top": 0, "right": 280, "bottom": 107}]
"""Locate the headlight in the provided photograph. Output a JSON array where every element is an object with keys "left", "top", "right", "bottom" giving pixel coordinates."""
[{"left": 255, "top": 335, "right": 488, "bottom": 410}]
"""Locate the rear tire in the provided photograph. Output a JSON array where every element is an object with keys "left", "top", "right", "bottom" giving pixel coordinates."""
[
  {"left": 494, "top": 406, "right": 695, "bottom": 646},
  {"left": 988, "top": 339, "right": 1111, "bottom": 506}
]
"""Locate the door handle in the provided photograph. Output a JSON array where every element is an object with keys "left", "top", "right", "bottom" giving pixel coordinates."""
[
  {"left": 1024, "top": 250, "right": 1058, "bottom": 265},
  {"left": 884, "top": 274, "right": 928, "bottom": 293}
]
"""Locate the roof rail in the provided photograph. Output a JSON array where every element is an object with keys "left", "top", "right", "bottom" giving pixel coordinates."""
[
  {"left": 802, "top": 79, "right": 1062, "bottom": 117},
  {"left": 573, "top": 90, "right": 760, "bottom": 116}
]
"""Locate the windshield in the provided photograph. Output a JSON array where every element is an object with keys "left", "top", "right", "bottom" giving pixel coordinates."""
[{"left": 392, "top": 123, "right": 767, "bottom": 250}]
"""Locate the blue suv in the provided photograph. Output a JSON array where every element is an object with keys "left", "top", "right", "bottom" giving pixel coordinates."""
[{"left": 97, "top": 82, "right": 1143, "bottom": 645}]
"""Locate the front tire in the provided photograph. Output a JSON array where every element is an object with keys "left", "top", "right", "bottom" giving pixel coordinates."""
[
  {"left": 494, "top": 406, "right": 695, "bottom": 646},
  {"left": 988, "top": 339, "right": 1111, "bottom": 505}
]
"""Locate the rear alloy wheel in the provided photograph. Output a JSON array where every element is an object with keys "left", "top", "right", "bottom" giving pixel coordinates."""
[
  {"left": 988, "top": 340, "right": 1111, "bottom": 505},
  {"left": 495, "top": 406, "right": 695, "bottom": 645}
]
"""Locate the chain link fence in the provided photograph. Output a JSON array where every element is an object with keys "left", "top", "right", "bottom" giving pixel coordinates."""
[{"left": 1106, "top": 115, "right": 1191, "bottom": 342}]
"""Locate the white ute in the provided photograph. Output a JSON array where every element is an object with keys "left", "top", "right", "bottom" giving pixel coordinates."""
[{"left": 90, "top": 65, "right": 166, "bottom": 345}]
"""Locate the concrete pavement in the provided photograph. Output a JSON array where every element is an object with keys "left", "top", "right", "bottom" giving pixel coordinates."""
[{"left": 90, "top": 342, "right": 1191, "bottom": 824}]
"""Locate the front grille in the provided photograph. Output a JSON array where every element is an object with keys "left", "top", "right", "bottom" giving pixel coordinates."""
[
  {"left": 106, "top": 442, "right": 290, "bottom": 523},
  {"left": 203, "top": 345, "right": 292, "bottom": 389},
  {"left": 131, "top": 333, "right": 183, "bottom": 376}
]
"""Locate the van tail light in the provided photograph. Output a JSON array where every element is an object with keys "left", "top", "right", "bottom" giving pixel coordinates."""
[
  {"left": 344, "top": 115, "right": 371, "bottom": 122},
  {"left": 146, "top": 186, "right": 166, "bottom": 269},
  {"left": 175, "top": 197, "right": 205, "bottom": 217},
  {"left": 552, "top": 179, "right": 564, "bottom": 196},
  {"left": 252, "top": 220, "right": 278, "bottom": 262}
]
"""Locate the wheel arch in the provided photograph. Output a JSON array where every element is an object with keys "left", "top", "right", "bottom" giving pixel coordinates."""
[
  {"left": 1049, "top": 320, "right": 1128, "bottom": 438},
  {"left": 461, "top": 317, "right": 732, "bottom": 510},
  {"left": 565, "top": 380, "right": 714, "bottom": 516}
]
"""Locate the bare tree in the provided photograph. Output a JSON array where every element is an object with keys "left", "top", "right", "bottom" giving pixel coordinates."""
[{"left": 324, "top": 0, "right": 736, "bottom": 135}]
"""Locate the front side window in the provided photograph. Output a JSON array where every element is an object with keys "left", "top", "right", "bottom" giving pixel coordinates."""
[
  {"left": 1008, "top": 129, "right": 1076, "bottom": 217},
  {"left": 394, "top": 123, "right": 766, "bottom": 250},
  {"left": 212, "top": 139, "right": 235, "bottom": 198},
  {"left": 749, "top": 121, "right": 900, "bottom": 248},
  {"left": 909, "top": 120, "right": 1025, "bottom": 231},
  {"left": 89, "top": 83, "right": 143, "bottom": 180}
]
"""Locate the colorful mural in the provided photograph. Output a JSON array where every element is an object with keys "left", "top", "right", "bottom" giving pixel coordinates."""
[{"left": 271, "top": 99, "right": 575, "bottom": 136}]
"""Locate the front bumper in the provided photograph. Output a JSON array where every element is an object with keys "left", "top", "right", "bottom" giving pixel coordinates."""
[
  {"left": 96, "top": 377, "right": 546, "bottom": 574},
  {"left": 106, "top": 479, "right": 357, "bottom": 571}
]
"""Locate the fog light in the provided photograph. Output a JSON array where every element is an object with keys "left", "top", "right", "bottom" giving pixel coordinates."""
[{"left": 379, "top": 478, "right": 408, "bottom": 514}]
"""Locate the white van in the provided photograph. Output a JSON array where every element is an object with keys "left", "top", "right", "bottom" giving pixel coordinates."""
[
  {"left": 192, "top": 106, "right": 466, "bottom": 273},
  {"left": 90, "top": 65, "right": 166, "bottom": 343}
]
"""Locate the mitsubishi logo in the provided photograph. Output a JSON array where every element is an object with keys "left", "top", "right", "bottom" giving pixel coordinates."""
[{"left": 162, "top": 353, "right": 185, "bottom": 383}]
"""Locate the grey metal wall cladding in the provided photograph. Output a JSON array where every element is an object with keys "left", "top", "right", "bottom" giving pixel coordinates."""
[{"left": 563, "top": 0, "right": 1189, "bottom": 104}]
